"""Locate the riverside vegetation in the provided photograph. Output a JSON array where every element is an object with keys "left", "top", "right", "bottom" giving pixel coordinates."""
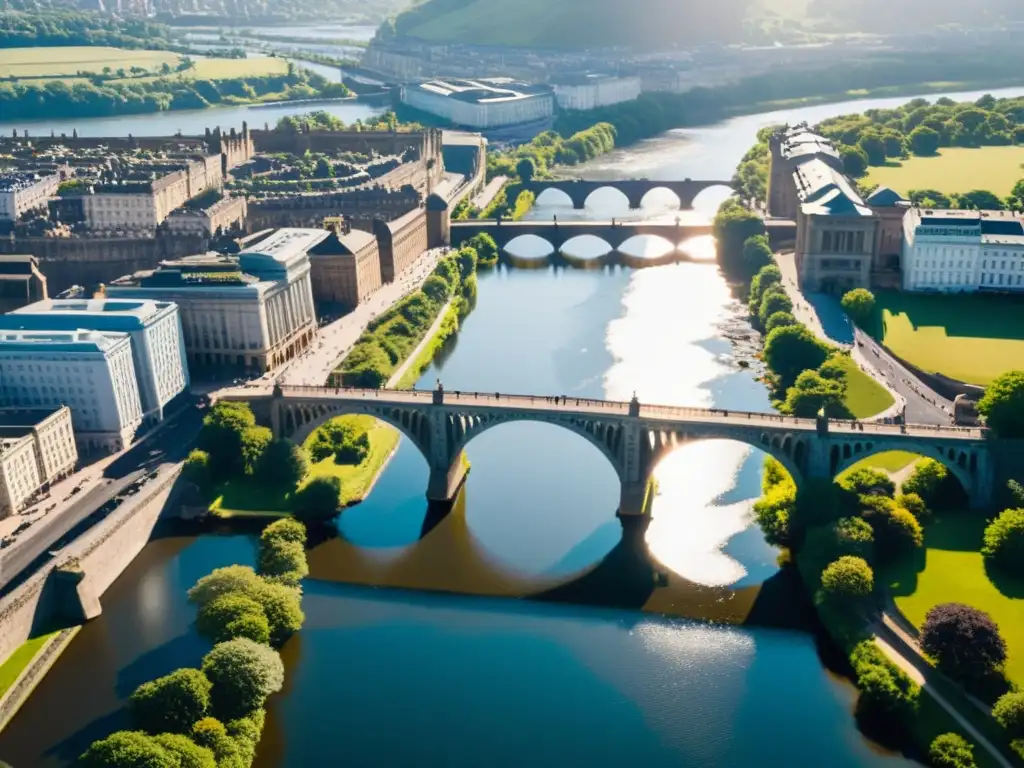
[{"left": 78, "top": 517, "right": 309, "bottom": 767}]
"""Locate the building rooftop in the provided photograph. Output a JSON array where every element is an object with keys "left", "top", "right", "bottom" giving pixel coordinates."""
[
  {"left": 780, "top": 124, "right": 841, "bottom": 162},
  {"left": 793, "top": 158, "right": 871, "bottom": 217},
  {"left": 0, "top": 328, "right": 129, "bottom": 352},
  {"left": 0, "top": 406, "right": 66, "bottom": 438},
  {"left": 416, "top": 78, "right": 551, "bottom": 105},
  {"left": 309, "top": 228, "right": 376, "bottom": 257},
  {"left": 238, "top": 227, "right": 327, "bottom": 276},
  {"left": 865, "top": 186, "right": 907, "bottom": 207},
  {"left": 7, "top": 297, "right": 173, "bottom": 324}
]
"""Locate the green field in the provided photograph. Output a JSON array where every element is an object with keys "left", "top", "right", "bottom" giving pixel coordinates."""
[
  {"left": 210, "top": 415, "right": 400, "bottom": 516},
  {"left": 863, "top": 146, "right": 1024, "bottom": 197},
  {"left": 840, "top": 450, "right": 920, "bottom": 479},
  {"left": 885, "top": 513, "right": 1024, "bottom": 688},
  {"left": 836, "top": 354, "right": 895, "bottom": 418},
  {"left": 871, "top": 291, "right": 1024, "bottom": 386},
  {"left": 0, "top": 631, "right": 59, "bottom": 699},
  {"left": 0, "top": 46, "right": 287, "bottom": 84}
]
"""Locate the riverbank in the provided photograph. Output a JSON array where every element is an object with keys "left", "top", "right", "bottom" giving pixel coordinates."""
[{"left": 0, "top": 628, "right": 79, "bottom": 733}]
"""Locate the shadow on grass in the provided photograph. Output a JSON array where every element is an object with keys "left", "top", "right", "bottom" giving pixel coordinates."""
[
  {"left": 884, "top": 545, "right": 927, "bottom": 598},
  {"left": 922, "top": 512, "right": 986, "bottom": 552},
  {"left": 872, "top": 290, "right": 1024, "bottom": 342},
  {"left": 984, "top": 560, "right": 1024, "bottom": 600}
]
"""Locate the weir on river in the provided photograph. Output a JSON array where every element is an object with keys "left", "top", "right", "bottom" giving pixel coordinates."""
[{"left": 5, "top": 83, "right": 1024, "bottom": 768}]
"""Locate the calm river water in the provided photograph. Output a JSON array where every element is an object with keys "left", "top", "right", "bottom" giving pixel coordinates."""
[{"left": 4, "top": 83, "right": 1024, "bottom": 767}]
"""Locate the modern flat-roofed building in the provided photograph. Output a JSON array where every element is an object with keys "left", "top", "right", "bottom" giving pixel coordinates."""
[
  {"left": 308, "top": 220, "right": 382, "bottom": 311},
  {"left": 0, "top": 255, "right": 48, "bottom": 314},
  {"left": 0, "top": 171, "right": 62, "bottom": 221},
  {"left": 107, "top": 228, "right": 321, "bottom": 373},
  {"left": 0, "top": 330, "right": 143, "bottom": 452},
  {"left": 401, "top": 78, "right": 553, "bottom": 130},
  {"left": 901, "top": 208, "right": 1024, "bottom": 293},
  {"left": 0, "top": 298, "right": 189, "bottom": 422},
  {"left": 0, "top": 406, "right": 77, "bottom": 517},
  {"left": 553, "top": 74, "right": 641, "bottom": 111}
]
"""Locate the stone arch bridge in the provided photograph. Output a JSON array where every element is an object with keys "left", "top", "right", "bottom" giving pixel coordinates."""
[
  {"left": 519, "top": 179, "right": 732, "bottom": 210},
  {"left": 218, "top": 386, "right": 997, "bottom": 522}
]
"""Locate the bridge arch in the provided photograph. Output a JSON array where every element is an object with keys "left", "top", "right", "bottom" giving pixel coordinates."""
[
  {"left": 616, "top": 234, "right": 676, "bottom": 261},
  {"left": 447, "top": 410, "right": 627, "bottom": 483},
  {"left": 640, "top": 425, "right": 808, "bottom": 490},
  {"left": 279, "top": 399, "right": 433, "bottom": 463},
  {"left": 830, "top": 439, "right": 978, "bottom": 501},
  {"left": 690, "top": 184, "right": 734, "bottom": 214},
  {"left": 559, "top": 234, "right": 614, "bottom": 261},
  {"left": 533, "top": 188, "right": 574, "bottom": 208},
  {"left": 503, "top": 234, "right": 555, "bottom": 260},
  {"left": 583, "top": 187, "right": 631, "bottom": 212},
  {"left": 638, "top": 187, "right": 683, "bottom": 210}
]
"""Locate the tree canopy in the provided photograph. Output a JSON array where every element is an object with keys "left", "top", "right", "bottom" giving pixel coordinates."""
[{"left": 978, "top": 371, "right": 1024, "bottom": 437}]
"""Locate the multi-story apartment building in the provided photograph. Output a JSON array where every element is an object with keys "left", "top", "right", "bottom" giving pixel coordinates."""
[
  {"left": 901, "top": 208, "right": 1024, "bottom": 293},
  {"left": 0, "top": 172, "right": 62, "bottom": 221},
  {"left": 0, "top": 298, "right": 189, "bottom": 423},
  {"left": 401, "top": 79, "right": 553, "bottom": 129},
  {"left": 0, "top": 330, "right": 143, "bottom": 452},
  {"left": 0, "top": 406, "right": 77, "bottom": 518},
  {"left": 553, "top": 74, "right": 642, "bottom": 111},
  {"left": 107, "top": 228, "right": 320, "bottom": 373},
  {"left": 308, "top": 220, "right": 382, "bottom": 311}
]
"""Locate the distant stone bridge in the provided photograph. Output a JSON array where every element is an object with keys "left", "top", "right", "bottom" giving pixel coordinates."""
[
  {"left": 518, "top": 178, "right": 733, "bottom": 210},
  {"left": 218, "top": 386, "right": 998, "bottom": 520},
  {"left": 450, "top": 219, "right": 713, "bottom": 258}
]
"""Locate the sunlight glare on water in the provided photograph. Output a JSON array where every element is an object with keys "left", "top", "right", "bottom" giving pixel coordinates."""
[{"left": 604, "top": 264, "right": 756, "bottom": 586}]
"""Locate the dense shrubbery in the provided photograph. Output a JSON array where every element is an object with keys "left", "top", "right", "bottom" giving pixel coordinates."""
[
  {"left": 338, "top": 250, "right": 478, "bottom": 387},
  {"left": 712, "top": 199, "right": 766, "bottom": 277},
  {"left": 486, "top": 123, "right": 617, "bottom": 181},
  {"left": 81, "top": 519, "right": 308, "bottom": 766},
  {"left": 977, "top": 371, "right": 1024, "bottom": 438},
  {"left": 981, "top": 508, "right": 1024, "bottom": 573},
  {"left": 929, "top": 733, "right": 977, "bottom": 768},
  {"left": 840, "top": 288, "right": 875, "bottom": 328},
  {"left": 993, "top": 692, "right": 1024, "bottom": 738},
  {"left": 849, "top": 640, "right": 920, "bottom": 742},
  {"left": 819, "top": 556, "right": 874, "bottom": 607}
]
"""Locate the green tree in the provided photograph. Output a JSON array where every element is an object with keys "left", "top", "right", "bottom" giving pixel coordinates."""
[
  {"left": 313, "top": 157, "right": 334, "bottom": 178},
  {"left": 196, "top": 593, "right": 270, "bottom": 645},
  {"left": 840, "top": 288, "right": 875, "bottom": 327},
  {"left": 839, "top": 467, "right": 896, "bottom": 498},
  {"left": 515, "top": 156, "right": 536, "bottom": 182},
  {"left": 456, "top": 246, "right": 478, "bottom": 278},
  {"left": 902, "top": 458, "right": 952, "bottom": 508},
  {"left": 978, "top": 370, "right": 1024, "bottom": 437},
  {"left": 763, "top": 324, "right": 829, "bottom": 387},
  {"left": 909, "top": 126, "right": 941, "bottom": 156},
  {"left": 954, "top": 189, "right": 1005, "bottom": 210},
  {"left": 291, "top": 476, "right": 342, "bottom": 523},
  {"left": 466, "top": 233, "right": 499, "bottom": 266},
  {"left": 129, "top": 668, "right": 212, "bottom": 735},
  {"left": 783, "top": 369, "right": 845, "bottom": 417},
  {"left": 191, "top": 718, "right": 241, "bottom": 767},
  {"left": 982, "top": 509, "right": 1024, "bottom": 573},
  {"left": 257, "top": 439, "right": 309, "bottom": 490},
  {"left": 929, "top": 733, "right": 976, "bottom": 768},
  {"left": 757, "top": 289, "right": 793, "bottom": 328},
  {"left": 182, "top": 450, "right": 212, "bottom": 493},
  {"left": 261, "top": 518, "right": 307, "bottom": 547},
  {"left": 422, "top": 274, "right": 450, "bottom": 304},
  {"left": 819, "top": 555, "right": 874, "bottom": 606},
  {"left": 993, "top": 692, "right": 1024, "bottom": 738},
  {"left": 713, "top": 198, "right": 765, "bottom": 276},
  {"left": 150, "top": 734, "right": 216, "bottom": 768},
  {"left": 752, "top": 479, "right": 795, "bottom": 547},
  {"left": 896, "top": 492, "right": 928, "bottom": 520},
  {"left": 858, "top": 133, "right": 887, "bottom": 166},
  {"left": 201, "top": 639, "right": 285, "bottom": 721},
  {"left": 188, "top": 566, "right": 303, "bottom": 646},
  {"left": 239, "top": 426, "right": 272, "bottom": 477},
  {"left": 198, "top": 402, "right": 257, "bottom": 479},
  {"left": 882, "top": 132, "right": 905, "bottom": 158},
  {"left": 920, "top": 603, "right": 1007, "bottom": 685},
  {"left": 840, "top": 146, "right": 869, "bottom": 177},
  {"left": 741, "top": 234, "right": 773, "bottom": 272},
  {"left": 748, "top": 264, "right": 782, "bottom": 311},
  {"left": 257, "top": 539, "right": 308, "bottom": 586},
  {"left": 78, "top": 731, "right": 178, "bottom": 768},
  {"left": 765, "top": 311, "right": 797, "bottom": 334},
  {"left": 879, "top": 507, "right": 924, "bottom": 558}
]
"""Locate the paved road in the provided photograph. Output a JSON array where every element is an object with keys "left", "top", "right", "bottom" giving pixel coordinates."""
[
  {"left": 0, "top": 406, "right": 204, "bottom": 594},
  {"left": 218, "top": 385, "right": 985, "bottom": 441},
  {"left": 854, "top": 329, "right": 952, "bottom": 426}
]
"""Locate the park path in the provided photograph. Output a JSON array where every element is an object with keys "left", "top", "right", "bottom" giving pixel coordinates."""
[
  {"left": 386, "top": 299, "right": 454, "bottom": 389},
  {"left": 872, "top": 616, "right": 1014, "bottom": 768}
]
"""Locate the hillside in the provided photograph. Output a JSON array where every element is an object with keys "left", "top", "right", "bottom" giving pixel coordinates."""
[
  {"left": 393, "top": 0, "right": 751, "bottom": 49},
  {"left": 390, "top": 0, "right": 1024, "bottom": 49}
]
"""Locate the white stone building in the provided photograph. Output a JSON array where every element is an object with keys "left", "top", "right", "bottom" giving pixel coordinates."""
[
  {"left": 401, "top": 79, "right": 553, "bottom": 130},
  {"left": 0, "top": 330, "right": 143, "bottom": 452},
  {"left": 0, "top": 172, "right": 62, "bottom": 221},
  {"left": 553, "top": 74, "right": 642, "bottom": 111},
  {"left": 0, "top": 298, "right": 190, "bottom": 423},
  {"left": 0, "top": 406, "right": 77, "bottom": 517},
  {"left": 108, "top": 228, "right": 320, "bottom": 373},
  {"left": 901, "top": 208, "right": 1024, "bottom": 293}
]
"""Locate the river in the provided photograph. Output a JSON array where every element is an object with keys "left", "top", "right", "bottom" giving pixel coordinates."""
[{"left": 5, "top": 83, "right": 1024, "bottom": 767}]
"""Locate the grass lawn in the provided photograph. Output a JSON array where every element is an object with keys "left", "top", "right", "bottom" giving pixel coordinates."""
[
  {"left": 863, "top": 146, "right": 1024, "bottom": 197},
  {"left": 210, "top": 415, "right": 400, "bottom": 517},
  {"left": 885, "top": 513, "right": 1024, "bottom": 688},
  {"left": 836, "top": 354, "right": 895, "bottom": 418},
  {"left": 870, "top": 291, "right": 1024, "bottom": 386},
  {"left": 0, "top": 631, "right": 59, "bottom": 699},
  {"left": 0, "top": 46, "right": 287, "bottom": 83},
  {"left": 840, "top": 450, "right": 920, "bottom": 480}
]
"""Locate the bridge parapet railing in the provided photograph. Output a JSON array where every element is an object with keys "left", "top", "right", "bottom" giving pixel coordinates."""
[{"left": 271, "top": 386, "right": 988, "bottom": 439}]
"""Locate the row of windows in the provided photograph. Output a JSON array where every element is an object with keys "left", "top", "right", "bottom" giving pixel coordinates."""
[{"left": 821, "top": 230, "right": 867, "bottom": 254}]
